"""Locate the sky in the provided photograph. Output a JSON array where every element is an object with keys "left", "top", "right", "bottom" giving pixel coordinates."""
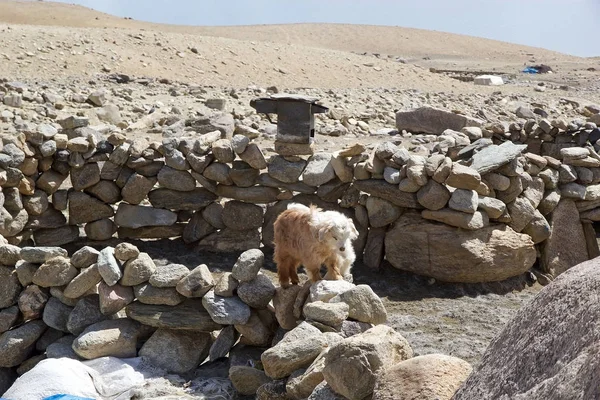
[{"left": 53, "top": 0, "right": 600, "bottom": 57}]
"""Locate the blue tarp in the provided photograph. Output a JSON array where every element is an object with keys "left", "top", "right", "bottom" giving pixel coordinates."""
[
  {"left": 522, "top": 67, "right": 539, "bottom": 74},
  {"left": 43, "top": 396, "right": 95, "bottom": 400}
]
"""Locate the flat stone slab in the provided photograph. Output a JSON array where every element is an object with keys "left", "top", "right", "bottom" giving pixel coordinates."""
[
  {"left": 125, "top": 299, "right": 222, "bottom": 331},
  {"left": 148, "top": 188, "right": 217, "bottom": 211},
  {"left": 115, "top": 204, "right": 178, "bottom": 229},
  {"left": 469, "top": 141, "right": 527, "bottom": 174}
]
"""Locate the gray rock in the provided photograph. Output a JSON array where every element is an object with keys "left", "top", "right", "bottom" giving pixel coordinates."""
[
  {"left": 470, "top": 142, "right": 527, "bottom": 174},
  {"left": 33, "top": 257, "right": 78, "bottom": 287},
  {"left": 366, "top": 196, "right": 402, "bottom": 227},
  {"left": 183, "top": 212, "right": 216, "bottom": 244},
  {"left": 148, "top": 187, "right": 217, "bottom": 211},
  {"left": 449, "top": 189, "right": 478, "bottom": 214},
  {"left": 0, "top": 320, "right": 46, "bottom": 367},
  {"left": 232, "top": 248, "right": 265, "bottom": 282},
  {"left": 329, "top": 285, "right": 387, "bottom": 325},
  {"left": 453, "top": 257, "right": 600, "bottom": 400},
  {"left": 98, "top": 282, "right": 134, "bottom": 315},
  {"left": 386, "top": 213, "right": 536, "bottom": 283},
  {"left": 43, "top": 297, "right": 74, "bottom": 332},
  {"left": 0, "top": 266, "right": 21, "bottom": 308},
  {"left": 88, "top": 90, "right": 107, "bottom": 107},
  {"left": 149, "top": 264, "right": 190, "bottom": 288},
  {"left": 68, "top": 191, "right": 114, "bottom": 225},
  {"left": 304, "top": 301, "right": 349, "bottom": 328},
  {"left": 261, "top": 322, "right": 328, "bottom": 379},
  {"left": 515, "top": 106, "right": 536, "bottom": 119},
  {"left": 85, "top": 218, "right": 117, "bottom": 240},
  {"left": 395, "top": 106, "right": 482, "bottom": 135},
  {"left": 507, "top": 197, "right": 537, "bottom": 232},
  {"left": 421, "top": 209, "right": 488, "bottom": 230},
  {"left": 273, "top": 285, "right": 302, "bottom": 330},
  {"left": 45, "top": 335, "right": 81, "bottom": 360},
  {"left": 15, "top": 261, "right": 36, "bottom": 287},
  {"left": 121, "top": 252, "right": 156, "bottom": 286},
  {"left": 20, "top": 247, "right": 67, "bottom": 263},
  {"left": 97, "top": 247, "right": 122, "bottom": 286},
  {"left": 64, "top": 263, "right": 103, "bottom": 299},
  {"left": 239, "top": 143, "right": 268, "bottom": 170},
  {"left": 126, "top": 299, "right": 222, "bottom": 331},
  {"left": 70, "top": 163, "right": 101, "bottom": 191},
  {"left": 238, "top": 273, "right": 276, "bottom": 309},
  {"left": 477, "top": 196, "right": 506, "bottom": 219},
  {"left": 18, "top": 284, "right": 48, "bottom": 320},
  {"left": 308, "top": 382, "right": 347, "bottom": 400},
  {"left": 73, "top": 319, "right": 141, "bottom": 359},
  {"left": 202, "top": 290, "right": 251, "bottom": 325},
  {"left": 417, "top": 179, "right": 451, "bottom": 211},
  {"left": 176, "top": 263, "right": 214, "bottom": 297},
  {"left": 134, "top": 283, "right": 185, "bottom": 306},
  {"left": 115, "top": 204, "right": 178, "bottom": 229},
  {"left": 303, "top": 153, "right": 336, "bottom": 186},
  {"left": 221, "top": 200, "right": 264, "bottom": 230},
  {"left": 323, "top": 325, "right": 413, "bottom": 400},
  {"left": 157, "top": 166, "right": 196, "bottom": 191},
  {"left": 230, "top": 365, "right": 272, "bottom": 396},
  {"left": 67, "top": 295, "right": 108, "bottom": 336},
  {"left": 0, "top": 244, "right": 21, "bottom": 265},
  {"left": 231, "top": 135, "right": 249, "bottom": 154},
  {"left": 114, "top": 243, "right": 140, "bottom": 262},
  {"left": 71, "top": 246, "right": 99, "bottom": 269},
  {"left": 210, "top": 325, "right": 239, "bottom": 361},
  {"left": 268, "top": 156, "right": 307, "bottom": 183},
  {"left": 309, "top": 280, "right": 355, "bottom": 303},
  {"left": 445, "top": 163, "right": 481, "bottom": 191},
  {"left": 121, "top": 174, "right": 157, "bottom": 205},
  {"left": 214, "top": 272, "right": 238, "bottom": 297},
  {"left": 23, "top": 190, "right": 49, "bottom": 216},
  {"left": 198, "top": 227, "right": 261, "bottom": 252},
  {"left": 522, "top": 210, "right": 551, "bottom": 244},
  {"left": 140, "top": 328, "right": 212, "bottom": 373},
  {"left": 373, "top": 354, "right": 472, "bottom": 400},
  {"left": 0, "top": 306, "right": 19, "bottom": 333},
  {"left": 541, "top": 199, "right": 588, "bottom": 277}
]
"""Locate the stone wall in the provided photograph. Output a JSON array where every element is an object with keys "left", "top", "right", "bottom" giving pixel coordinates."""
[
  {"left": 1, "top": 108, "right": 599, "bottom": 284},
  {"left": 1, "top": 245, "right": 473, "bottom": 399}
]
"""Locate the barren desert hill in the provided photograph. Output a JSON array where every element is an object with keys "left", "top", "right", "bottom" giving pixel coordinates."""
[{"left": 0, "top": 0, "right": 583, "bottom": 64}]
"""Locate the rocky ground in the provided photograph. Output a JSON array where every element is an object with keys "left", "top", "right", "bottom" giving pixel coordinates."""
[{"left": 1, "top": 1, "right": 600, "bottom": 397}]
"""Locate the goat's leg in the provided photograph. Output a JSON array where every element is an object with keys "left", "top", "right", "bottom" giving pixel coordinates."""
[
  {"left": 304, "top": 262, "right": 323, "bottom": 283},
  {"left": 324, "top": 256, "right": 344, "bottom": 281}
]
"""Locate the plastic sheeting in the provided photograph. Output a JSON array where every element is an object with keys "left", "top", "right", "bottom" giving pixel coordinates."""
[{"left": 2, "top": 357, "right": 149, "bottom": 400}]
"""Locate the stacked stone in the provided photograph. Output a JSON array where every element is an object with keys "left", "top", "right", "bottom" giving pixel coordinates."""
[
  {"left": 0, "top": 101, "right": 598, "bottom": 285},
  {"left": 0, "top": 244, "right": 471, "bottom": 399}
]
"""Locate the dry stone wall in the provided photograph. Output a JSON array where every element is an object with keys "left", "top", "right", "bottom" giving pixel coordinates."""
[
  {"left": 0, "top": 105, "right": 599, "bottom": 283},
  {"left": 0, "top": 244, "right": 473, "bottom": 399}
]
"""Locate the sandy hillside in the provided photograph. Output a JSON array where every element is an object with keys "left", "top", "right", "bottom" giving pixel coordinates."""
[{"left": 0, "top": 0, "right": 597, "bottom": 94}]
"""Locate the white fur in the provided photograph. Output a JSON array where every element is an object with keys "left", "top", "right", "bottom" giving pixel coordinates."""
[{"left": 289, "top": 203, "right": 358, "bottom": 277}]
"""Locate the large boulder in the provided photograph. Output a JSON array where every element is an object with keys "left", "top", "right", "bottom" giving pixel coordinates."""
[
  {"left": 453, "top": 257, "right": 600, "bottom": 400},
  {"left": 373, "top": 354, "right": 472, "bottom": 400},
  {"left": 323, "top": 325, "right": 413, "bottom": 400},
  {"left": 540, "top": 199, "right": 589, "bottom": 278},
  {"left": 396, "top": 107, "right": 483, "bottom": 135},
  {"left": 385, "top": 212, "right": 536, "bottom": 283}
]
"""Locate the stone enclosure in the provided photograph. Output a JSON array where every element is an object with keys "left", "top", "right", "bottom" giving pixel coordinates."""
[{"left": 0, "top": 101, "right": 598, "bottom": 284}]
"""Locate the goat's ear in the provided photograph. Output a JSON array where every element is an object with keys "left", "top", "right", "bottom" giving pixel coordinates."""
[{"left": 318, "top": 225, "right": 330, "bottom": 242}]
